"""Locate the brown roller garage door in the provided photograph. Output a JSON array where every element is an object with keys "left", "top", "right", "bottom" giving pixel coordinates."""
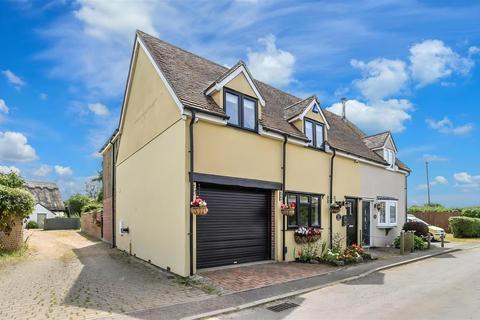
[{"left": 196, "top": 184, "right": 270, "bottom": 269}]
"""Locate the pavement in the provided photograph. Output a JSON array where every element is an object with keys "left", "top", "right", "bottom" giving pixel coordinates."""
[
  {"left": 108, "top": 243, "right": 470, "bottom": 320},
  {"left": 217, "top": 245, "right": 480, "bottom": 320},
  {"left": 0, "top": 230, "right": 211, "bottom": 320}
]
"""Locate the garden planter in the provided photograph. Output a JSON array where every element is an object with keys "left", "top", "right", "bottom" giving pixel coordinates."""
[
  {"left": 294, "top": 234, "right": 321, "bottom": 244},
  {"left": 281, "top": 208, "right": 295, "bottom": 216},
  {"left": 191, "top": 207, "right": 208, "bottom": 216}
]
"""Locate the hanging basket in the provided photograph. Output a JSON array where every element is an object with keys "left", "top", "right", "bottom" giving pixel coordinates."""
[
  {"left": 330, "top": 205, "right": 341, "bottom": 214},
  {"left": 294, "top": 234, "right": 321, "bottom": 244},
  {"left": 281, "top": 208, "right": 295, "bottom": 216},
  {"left": 191, "top": 207, "right": 208, "bottom": 216}
]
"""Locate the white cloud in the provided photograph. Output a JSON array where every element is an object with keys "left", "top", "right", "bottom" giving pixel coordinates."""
[
  {"left": 0, "top": 131, "right": 38, "bottom": 162},
  {"left": 88, "top": 102, "right": 109, "bottom": 116},
  {"left": 74, "top": 0, "right": 158, "bottom": 41},
  {"left": 350, "top": 58, "right": 408, "bottom": 100},
  {"left": 468, "top": 46, "right": 480, "bottom": 57},
  {"left": 54, "top": 165, "right": 73, "bottom": 177},
  {"left": 454, "top": 172, "right": 480, "bottom": 190},
  {"left": 1, "top": 69, "right": 26, "bottom": 89},
  {"left": 423, "top": 154, "right": 448, "bottom": 162},
  {"left": 0, "top": 166, "right": 20, "bottom": 174},
  {"left": 434, "top": 176, "right": 448, "bottom": 185},
  {"left": 426, "top": 117, "right": 474, "bottom": 135},
  {"left": 409, "top": 40, "right": 474, "bottom": 87},
  {"left": 417, "top": 175, "right": 448, "bottom": 190},
  {"left": 33, "top": 165, "right": 52, "bottom": 177},
  {"left": 327, "top": 98, "right": 413, "bottom": 133},
  {"left": 247, "top": 34, "right": 295, "bottom": 87},
  {"left": 0, "top": 99, "right": 9, "bottom": 114}
]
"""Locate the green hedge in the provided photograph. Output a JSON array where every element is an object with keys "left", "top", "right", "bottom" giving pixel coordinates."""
[
  {"left": 462, "top": 207, "right": 480, "bottom": 219},
  {"left": 449, "top": 216, "right": 480, "bottom": 238},
  {"left": 408, "top": 205, "right": 460, "bottom": 213}
]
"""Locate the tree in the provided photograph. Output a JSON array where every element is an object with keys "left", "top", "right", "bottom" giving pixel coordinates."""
[
  {"left": 0, "top": 172, "right": 26, "bottom": 189},
  {"left": 65, "top": 194, "right": 92, "bottom": 217}
]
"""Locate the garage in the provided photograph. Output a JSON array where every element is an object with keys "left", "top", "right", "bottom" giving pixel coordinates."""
[{"left": 196, "top": 183, "right": 271, "bottom": 269}]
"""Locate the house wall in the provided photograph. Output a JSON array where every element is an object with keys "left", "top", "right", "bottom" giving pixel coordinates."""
[
  {"left": 25, "top": 204, "right": 59, "bottom": 225},
  {"left": 102, "top": 145, "right": 114, "bottom": 244},
  {"left": 360, "top": 163, "right": 407, "bottom": 246},
  {"left": 115, "top": 44, "right": 189, "bottom": 276}
]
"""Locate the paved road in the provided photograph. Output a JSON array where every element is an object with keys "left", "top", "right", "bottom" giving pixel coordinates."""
[
  {"left": 219, "top": 247, "right": 480, "bottom": 320},
  {"left": 0, "top": 230, "right": 209, "bottom": 320}
]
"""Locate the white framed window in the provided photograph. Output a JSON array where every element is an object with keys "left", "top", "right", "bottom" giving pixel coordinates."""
[
  {"left": 305, "top": 119, "right": 325, "bottom": 149},
  {"left": 383, "top": 148, "right": 396, "bottom": 170},
  {"left": 377, "top": 200, "right": 397, "bottom": 227}
]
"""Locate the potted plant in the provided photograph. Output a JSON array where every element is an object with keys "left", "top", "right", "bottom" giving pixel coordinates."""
[
  {"left": 190, "top": 197, "right": 208, "bottom": 216},
  {"left": 280, "top": 202, "right": 296, "bottom": 216},
  {"left": 294, "top": 227, "right": 321, "bottom": 244}
]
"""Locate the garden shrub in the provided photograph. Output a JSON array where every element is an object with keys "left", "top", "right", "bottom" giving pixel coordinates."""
[
  {"left": 0, "top": 185, "right": 35, "bottom": 234},
  {"left": 26, "top": 221, "right": 38, "bottom": 229},
  {"left": 449, "top": 216, "right": 480, "bottom": 238},
  {"left": 408, "top": 205, "right": 459, "bottom": 213},
  {"left": 403, "top": 221, "right": 429, "bottom": 238},
  {"left": 461, "top": 207, "right": 480, "bottom": 219},
  {"left": 82, "top": 202, "right": 103, "bottom": 213}
]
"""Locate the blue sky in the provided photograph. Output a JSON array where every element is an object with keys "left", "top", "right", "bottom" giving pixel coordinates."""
[{"left": 0, "top": 0, "right": 479, "bottom": 207}]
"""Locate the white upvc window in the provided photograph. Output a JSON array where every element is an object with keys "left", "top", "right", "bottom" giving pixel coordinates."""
[
  {"left": 377, "top": 200, "right": 397, "bottom": 227},
  {"left": 383, "top": 148, "right": 396, "bottom": 170}
]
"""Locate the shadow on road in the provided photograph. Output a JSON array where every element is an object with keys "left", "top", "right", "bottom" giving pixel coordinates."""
[{"left": 344, "top": 272, "right": 385, "bottom": 285}]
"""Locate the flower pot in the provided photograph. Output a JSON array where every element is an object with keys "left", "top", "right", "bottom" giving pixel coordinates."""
[
  {"left": 294, "top": 234, "right": 320, "bottom": 244},
  {"left": 281, "top": 208, "right": 295, "bottom": 216},
  {"left": 191, "top": 207, "right": 208, "bottom": 216}
]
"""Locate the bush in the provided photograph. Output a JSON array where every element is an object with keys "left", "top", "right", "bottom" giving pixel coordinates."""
[
  {"left": 0, "top": 172, "right": 25, "bottom": 189},
  {"left": 26, "top": 221, "right": 38, "bottom": 229},
  {"left": 82, "top": 202, "right": 103, "bottom": 213},
  {"left": 0, "top": 185, "right": 35, "bottom": 234},
  {"left": 449, "top": 216, "right": 480, "bottom": 238},
  {"left": 403, "top": 221, "right": 429, "bottom": 238},
  {"left": 462, "top": 207, "right": 480, "bottom": 219},
  {"left": 65, "top": 194, "right": 94, "bottom": 216}
]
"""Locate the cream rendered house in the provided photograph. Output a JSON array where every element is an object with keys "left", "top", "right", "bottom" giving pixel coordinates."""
[{"left": 100, "top": 31, "right": 410, "bottom": 277}]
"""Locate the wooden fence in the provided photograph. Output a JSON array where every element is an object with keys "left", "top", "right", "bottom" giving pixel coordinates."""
[{"left": 409, "top": 211, "right": 460, "bottom": 232}]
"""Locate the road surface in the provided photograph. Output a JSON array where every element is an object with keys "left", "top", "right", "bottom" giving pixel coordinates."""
[{"left": 219, "top": 247, "right": 480, "bottom": 320}]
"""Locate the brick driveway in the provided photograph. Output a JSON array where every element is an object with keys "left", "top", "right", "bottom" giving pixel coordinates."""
[
  {"left": 200, "top": 261, "right": 340, "bottom": 292},
  {"left": 0, "top": 230, "right": 210, "bottom": 320}
]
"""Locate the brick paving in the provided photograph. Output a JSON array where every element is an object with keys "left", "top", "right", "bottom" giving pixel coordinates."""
[
  {"left": 200, "top": 261, "right": 340, "bottom": 292},
  {"left": 0, "top": 230, "right": 210, "bottom": 320}
]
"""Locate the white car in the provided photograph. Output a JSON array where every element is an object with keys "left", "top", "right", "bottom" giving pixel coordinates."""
[{"left": 407, "top": 214, "right": 445, "bottom": 241}]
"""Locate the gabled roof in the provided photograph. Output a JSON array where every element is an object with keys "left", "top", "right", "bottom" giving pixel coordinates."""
[
  {"left": 26, "top": 181, "right": 65, "bottom": 212},
  {"left": 284, "top": 96, "right": 316, "bottom": 120},
  {"left": 113, "top": 31, "right": 406, "bottom": 168},
  {"left": 204, "top": 60, "right": 266, "bottom": 106},
  {"left": 363, "top": 131, "right": 398, "bottom": 152}
]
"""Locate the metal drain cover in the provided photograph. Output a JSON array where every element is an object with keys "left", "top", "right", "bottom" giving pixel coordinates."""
[{"left": 266, "top": 302, "right": 299, "bottom": 312}]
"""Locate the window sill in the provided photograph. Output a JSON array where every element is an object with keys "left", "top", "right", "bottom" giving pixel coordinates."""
[
  {"left": 226, "top": 123, "right": 258, "bottom": 134},
  {"left": 376, "top": 224, "right": 397, "bottom": 229},
  {"left": 306, "top": 145, "right": 326, "bottom": 152}
]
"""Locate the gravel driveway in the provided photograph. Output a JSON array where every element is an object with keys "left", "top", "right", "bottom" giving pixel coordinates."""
[{"left": 0, "top": 230, "right": 210, "bottom": 320}]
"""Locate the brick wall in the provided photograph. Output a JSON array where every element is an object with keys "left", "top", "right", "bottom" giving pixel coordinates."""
[
  {"left": 102, "top": 197, "right": 113, "bottom": 244},
  {"left": 80, "top": 211, "right": 102, "bottom": 240},
  {"left": 0, "top": 218, "right": 23, "bottom": 251}
]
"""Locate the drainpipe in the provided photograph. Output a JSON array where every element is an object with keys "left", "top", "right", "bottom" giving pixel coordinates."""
[
  {"left": 405, "top": 171, "right": 410, "bottom": 222},
  {"left": 112, "top": 141, "right": 116, "bottom": 248},
  {"left": 189, "top": 109, "right": 196, "bottom": 276},
  {"left": 329, "top": 147, "right": 336, "bottom": 249},
  {"left": 282, "top": 135, "right": 287, "bottom": 261}
]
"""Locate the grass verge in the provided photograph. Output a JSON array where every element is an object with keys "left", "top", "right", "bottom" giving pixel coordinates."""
[
  {"left": 0, "top": 244, "right": 29, "bottom": 266},
  {"left": 445, "top": 233, "right": 480, "bottom": 243}
]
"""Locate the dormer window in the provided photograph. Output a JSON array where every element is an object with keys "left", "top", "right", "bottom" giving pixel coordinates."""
[
  {"left": 225, "top": 89, "right": 258, "bottom": 131},
  {"left": 305, "top": 119, "right": 325, "bottom": 149},
  {"left": 384, "top": 149, "right": 395, "bottom": 169}
]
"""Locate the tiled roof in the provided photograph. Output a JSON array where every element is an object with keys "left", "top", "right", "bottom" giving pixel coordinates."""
[
  {"left": 136, "top": 31, "right": 408, "bottom": 168},
  {"left": 26, "top": 181, "right": 65, "bottom": 212},
  {"left": 363, "top": 131, "right": 390, "bottom": 149},
  {"left": 283, "top": 96, "right": 316, "bottom": 120}
]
